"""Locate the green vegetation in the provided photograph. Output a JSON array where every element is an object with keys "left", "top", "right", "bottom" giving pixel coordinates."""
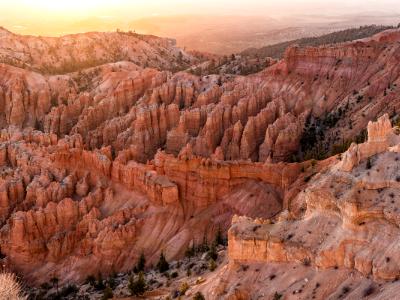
[
  {"left": 207, "top": 243, "right": 218, "bottom": 261},
  {"left": 85, "top": 275, "right": 96, "bottom": 287},
  {"left": 94, "top": 273, "right": 105, "bottom": 291},
  {"left": 366, "top": 157, "right": 372, "bottom": 169},
  {"left": 298, "top": 110, "right": 368, "bottom": 162},
  {"left": 180, "top": 282, "right": 190, "bottom": 295},
  {"left": 50, "top": 277, "right": 59, "bottom": 295},
  {"left": 101, "top": 287, "right": 113, "bottom": 300},
  {"left": 214, "top": 227, "right": 227, "bottom": 246},
  {"left": 363, "top": 285, "right": 375, "bottom": 297},
  {"left": 134, "top": 252, "right": 146, "bottom": 273},
  {"left": 193, "top": 292, "right": 206, "bottom": 300},
  {"left": 42, "top": 58, "right": 110, "bottom": 75},
  {"left": 128, "top": 271, "right": 147, "bottom": 296},
  {"left": 60, "top": 285, "right": 78, "bottom": 297},
  {"left": 157, "top": 252, "right": 170, "bottom": 273},
  {"left": 274, "top": 292, "right": 283, "bottom": 300},
  {"left": 208, "top": 259, "right": 217, "bottom": 271},
  {"left": 242, "top": 25, "right": 393, "bottom": 59}
]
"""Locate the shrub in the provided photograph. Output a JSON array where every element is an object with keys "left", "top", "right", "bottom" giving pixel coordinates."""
[
  {"left": 60, "top": 284, "right": 78, "bottom": 297},
  {"left": 274, "top": 292, "right": 283, "bottom": 300},
  {"left": 185, "top": 245, "right": 195, "bottom": 258},
  {"left": 107, "top": 277, "right": 116, "bottom": 289},
  {"left": 207, "top": 244, "right": 218, "bottom": 261},
  {"left": 157, "top": 252, "right": 170, "bottom": 273},
  {"left": 363, "top": 285, "right": 375, "bottom": 297},
  {"left": 302, "top": 258, "right": 311, "bottom": 266},
  {"left": 101, "top": 286, "right": 113, "bottom": 300},
  {"left": 40, "top": 282, "right": 51, "bottom": 290},
  {"left": 50, "top": 277, "right": 59, "bottom": 294},
  {"left": 304, "top": 174, "right": 314, "bottom": 183},
  {"left": 85, "top": 275, "right": 96, "bottom": 286},
  {"left": 128, "top": 272, "right": 147, "bottom": 296},
  {"left": 208, "top": 259, "right": 217, "bottom": 271},
  {"left": 193, "top": 292, "right": 206, "bottom": 300},
  {"left": 0, "top": 272, "right": 26, "bottom": 300},
  {"left": 366, "top": 158, "right": 372, "bottom": 169},
  {"left": 342, "top": 286, "right": 351, "bottom": 294},
  {"left": 180, "top": 282, "right": 190, "bottom": 295},
  {"left": 197, "top": 238, "right": 210, "bottom": 253}
]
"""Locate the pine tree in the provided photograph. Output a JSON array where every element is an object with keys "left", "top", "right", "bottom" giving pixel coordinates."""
[
  {"left": 208, "top": 259, "right": 217, "bottom": 271},
  {"left": 215, "top": 227, "right": 225, "bottom": 245},
  {"left": 157, "top": 251, "right": 170, "bottom": 273},
  {"left": 50, "top": 277, "right": 59, "bottom": 295},
  {"left": 178, "top": 51, "right": 183, "bottom": 62},
  {"left": 101, "top": 287, "right": 113, "bottom": 300},
  {"left": 366, "top": 157, "right": 372, "bottom": 169},
  {"left": 128, "top": 272, "right": 147, "bottom": 296},
  {"left": 94, "top": 273, "right": 105, "bottom": 291},
  {"left": 135, "top": 252, "right": 146, "bottom": 273},
  {"left": 185, "top": 244, "right": 195, "bottom": 259},
  {"left": 207, "top": 243, "right": 218, "bottom": 261}
]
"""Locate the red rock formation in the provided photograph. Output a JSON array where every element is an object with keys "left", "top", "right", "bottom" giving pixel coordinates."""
[
  {"left": 227, "top": 116, "right": 400, "bottom": 284},
  {"left": 0, "top": 27, "right": 201, "bottom": 73},
  {"left": 0, "top": 28, "right": 400, "bottom": 290}
]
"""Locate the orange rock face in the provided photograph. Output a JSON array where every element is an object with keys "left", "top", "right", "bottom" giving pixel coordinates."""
[
  {"left": 227, "top": 116, "right": 400, "bottom": 288},
  {"left": 1, "top": 27, "right": 400, "bottom": 289}
]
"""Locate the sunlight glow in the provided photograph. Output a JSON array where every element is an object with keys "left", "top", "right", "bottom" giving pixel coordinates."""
[
  {"left": 1, "top": 0, "right": 399, "bottom": 37},
  {"left": 22, "top": 0, "right": 109, "bottom": 12}
]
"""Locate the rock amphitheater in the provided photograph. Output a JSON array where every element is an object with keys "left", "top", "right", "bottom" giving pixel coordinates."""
[{"left": 1, "top": 26, "right": 400, "bottom": 299}]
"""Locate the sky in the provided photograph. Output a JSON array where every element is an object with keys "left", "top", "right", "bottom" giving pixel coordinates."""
[{"left": 0, "top": 0, "right": 399, "bottom": 35}]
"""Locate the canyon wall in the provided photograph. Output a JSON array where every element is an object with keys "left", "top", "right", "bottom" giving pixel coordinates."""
[
  {"left": 228, "top": 115, "right": 400, "bottom": 281},
  {"left": 1, "top": 28, "right": 400, "bottom": 287}
]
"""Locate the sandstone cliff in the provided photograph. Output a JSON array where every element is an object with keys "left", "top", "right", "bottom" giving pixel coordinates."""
[
  {"left": 1, "top": 28, "right": 400, "bottom": 295},
  {"left": 215, "top": 115, "right": 400, "bottom": 299}
]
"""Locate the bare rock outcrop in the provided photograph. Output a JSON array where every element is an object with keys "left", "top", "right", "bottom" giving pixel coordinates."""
[
  {"left": 228, "top": 116, "right": 400, "bottom": 283},
  {"left": 1, "top": 28, "right": 400, "bottom": 290}
]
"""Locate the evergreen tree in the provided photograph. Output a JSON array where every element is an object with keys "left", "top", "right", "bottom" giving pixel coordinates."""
[
  {"left": 215, "top": 227, "right": 225, "bottom": 245},
  {"left": 101, "top": 287, "right": 113, "bottom": 300},
  {"left": 207, "top": 243, "right": 218, "bottom": 261},
  {"left": 94, "top": 273, "right": 105, "bottom": 291},
  {"left": 208, "top": 259, "right": 217, "bottom": 271},
  {"left": 366, "top": 157, "right": 372, "bottom": 169},
  {"left": 178, "top": 51, "right": 183, "bottom": 62},
  {"left": 85, "top": 275, "right": 96, "bottom": 287},
  {"left": 50, "top": 277, "right": 59, "bottom": 295},
  {"left": 157, "top": 251, "right": 170, "bottom": 273},
  {"left": 185, "top": 244, "right": 195, "bottom": 259},
  {"left": 135, "top": 252, "right": 146, "bottom": 273},
  {"left": 128, "top": 272, "right": 147, "bottom": 296}
]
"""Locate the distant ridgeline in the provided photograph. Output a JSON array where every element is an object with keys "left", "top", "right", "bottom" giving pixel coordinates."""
[{"left": 241, "top": 25, "right": 395, "bottom": 59}]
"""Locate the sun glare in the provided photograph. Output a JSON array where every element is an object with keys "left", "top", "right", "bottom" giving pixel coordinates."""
[{"left": 23, "top": 0, "right": 108, "bottom": 12}]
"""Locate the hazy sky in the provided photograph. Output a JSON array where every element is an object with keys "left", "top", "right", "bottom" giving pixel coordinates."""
[
  {"left": 1, "top": 0, "right": 399, "bottom": 34},
  {"left": 4, "top": 0, "right": 400, "bottom": 17}
]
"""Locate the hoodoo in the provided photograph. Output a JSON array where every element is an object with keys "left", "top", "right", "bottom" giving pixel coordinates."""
[{"left": 0, "top": 15, "right": 399, "bottom": 299}]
